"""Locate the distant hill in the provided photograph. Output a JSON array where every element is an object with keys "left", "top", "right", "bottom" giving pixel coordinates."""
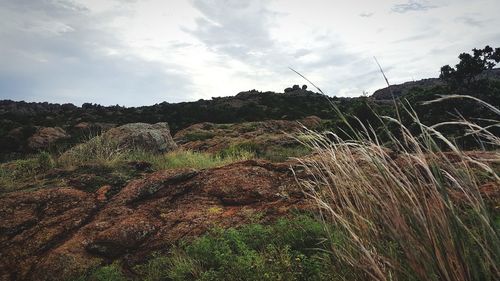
[
  {"left": 0, "top": 86, "right": 337, "bottom": 133},
  {"left": 0, "top": 86, "right": 354, "bottom": 157},
  {"left": 372, "top": 68, "right": 500, "bottom": 100},
  {"left": 2, "top": 72, "right": 500, "bottom": 159}
]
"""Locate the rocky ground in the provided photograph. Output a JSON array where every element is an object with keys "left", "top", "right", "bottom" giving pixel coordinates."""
[
  {"left": 0, "top": 116, "right": 498, "bottom": 281},
  {"left": 0, "top": 118, "right": 319, "bottom": 280},
  {"left": 0, "top": 159, "right": 312, "bottom": 280}
]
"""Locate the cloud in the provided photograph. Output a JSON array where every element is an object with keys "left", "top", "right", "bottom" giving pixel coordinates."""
[
  {"left": 393, "top": 30, "right": 441, "bottom": 43},
  {"left": 184, "top": 0, "right": 366, "bottom": 96},
  {"left": 392, "top": 0, "right": 437, "bottom": 13},
  {"left": 2, "top": 0, "right": 499, "bottom": 104},
  {"left": 0, "top": 0, "right": 192, "bottom": 106},
  {"left": 455, "top": 15, "right": 485, "bottom": 27},
  {"left": 184, "top": 0, "right": 277, "bottom": 65}
]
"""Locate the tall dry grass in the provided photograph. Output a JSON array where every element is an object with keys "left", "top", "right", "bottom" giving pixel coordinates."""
[
  {"left": 58, "top": 134, "right": 128, "bottom": 167},
  {"left": 295, "top": 96, "right": 500, "bottom": 281}
]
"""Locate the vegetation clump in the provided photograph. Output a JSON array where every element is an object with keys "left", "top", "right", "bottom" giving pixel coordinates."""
[
  {"left": 78, "top": 216, "right": 344, "bottom": 281},
  {"left": 297, "top": 96, "right": 500, "bottom": 281}
]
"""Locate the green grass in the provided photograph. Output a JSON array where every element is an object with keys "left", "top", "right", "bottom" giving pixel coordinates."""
[
  {"left": 1, "top": 146, "right": 254, "bottom": 194},
  {"left": 0, "top": 152, "right": 55, "bottom": 192},
  {"left": 219, "top": 141, "right": 311, "bottom": 162},
  {"left": 77, "top": 215, "right": 346, "bottom": 281},
  {"left": 183, "top": 131, "right": 216, "bottom": 142},
  {"left": 73, "top": 262, "right": 127, "bottom": 281},
  {"left": 126, "top": 149, "right": 254, "bottom": 170}
]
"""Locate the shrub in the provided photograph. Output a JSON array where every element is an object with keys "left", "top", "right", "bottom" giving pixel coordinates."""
[
  {"left": 81, "top": 216, "right": 343, "bottom": 281},
  {"left": 134, "top": 215, "right": 340, "bottom": 281},
  {"left": 37, "top": 151, "right": 55, "bottom": 171},
  {"left": 74, "top": 262, "right": 127, "bottom": 281}
]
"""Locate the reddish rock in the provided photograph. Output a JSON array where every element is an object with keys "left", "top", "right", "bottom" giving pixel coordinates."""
[
  {"left": 27, "top": 127, "right": 70, "bottom": 150},
  {"left": 0, "top": 160, "right": 311, "bottom": 280},
  {"left": 173, "top": 119, "right": 320, "bottom": 153},
  {"left": 96, "top": 185, "right": 111, "bottom": 202},
  {"left": 299, "top": 116, "right": 322, "bottom": 129},
  {"left": 0, "top": 188, "right": 98, "bottom": 280}
]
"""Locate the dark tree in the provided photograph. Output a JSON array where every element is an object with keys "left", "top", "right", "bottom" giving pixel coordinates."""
[{"left": 440, "top": 45, "right": 500, "bottom": 88}]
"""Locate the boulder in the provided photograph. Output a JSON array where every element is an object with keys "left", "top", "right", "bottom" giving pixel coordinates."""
[
  {"left": 102, "top": 122, "right": 177, "bottom": 153},
  {"left": 300, "top": 116, "right": 322, "bottom": 129},
  {"left": 173, "top": 119, "right": 315, "bottom": 154},
  {"left": 27, "top": 127, "right": 70, "bottom": 150}
]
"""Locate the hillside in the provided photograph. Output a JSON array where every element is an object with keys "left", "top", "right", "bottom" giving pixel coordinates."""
[{"left": 1, "top": 48, "right": 500, "bottom": 281}]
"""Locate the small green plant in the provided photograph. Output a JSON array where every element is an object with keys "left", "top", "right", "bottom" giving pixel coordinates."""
[
  {"left": 74, "top": 262, "right": 127, "bottom": 281},
  {"left": 37, "top": 151, "right": 55, "bottom": 171},
  {"left": 130, "top": 216, "right": 338, "bottom": 281},
  {"left": 207, "top": 206, "right": 223, "bottom": 215},
  {"left": 83, "top": 216, "right": 342, "bottom": 281}
]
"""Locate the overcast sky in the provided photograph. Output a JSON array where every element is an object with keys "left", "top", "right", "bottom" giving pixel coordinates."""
[{"left": 1, "top": 0, "right": 499, "bottom": 106}]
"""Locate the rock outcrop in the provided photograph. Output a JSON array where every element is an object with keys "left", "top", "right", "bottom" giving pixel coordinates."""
[
  {"left": 27, "top": 127, "right": 70, "bottom": 150},
  {"left": 102, "top": 122, "right": 177, "bottom": 153},
  {"left": 0, "top": 160, "right": 310, "bottom": 280},
  {"left": 173, "top": 117, "right": 321, "bottom": 154}
]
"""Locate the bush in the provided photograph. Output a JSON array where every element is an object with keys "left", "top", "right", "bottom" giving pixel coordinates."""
[
  {"left": 37, "top": 151, "right": 55, "bottom": 171},
  {"left": 74, "top": 262, "right": 127, "bottom": 281}
]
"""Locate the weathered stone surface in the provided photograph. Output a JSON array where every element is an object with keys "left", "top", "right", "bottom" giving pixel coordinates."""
[
  {"left": 0, "top": 188, "right": 98, "bottom": 281},
  {"left": 173, "top": 118, "right": 321, "bottom": 153},
  {"left": 103, "top": 122, "right": 177, "bottom": 153},
  {"left": 0, "top": 160, "right": 310, "bottom": 280},
  {"left": 27, "top": 127, "right": 70, "bottom": 150}
]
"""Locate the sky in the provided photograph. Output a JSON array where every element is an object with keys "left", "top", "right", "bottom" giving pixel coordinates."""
[{"left": 0, "top": 0, "right": 499, "bottom": 106}]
